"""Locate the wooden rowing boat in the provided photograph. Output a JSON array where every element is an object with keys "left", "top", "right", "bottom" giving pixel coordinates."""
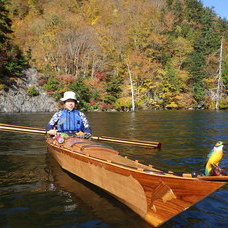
[{"left": 46, "top": 136, "right": 227, "bottom": 227}]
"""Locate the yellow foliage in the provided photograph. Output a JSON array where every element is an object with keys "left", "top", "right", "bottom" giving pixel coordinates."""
[
  {"left": 218, "top": 97, "right": 228, "bottom": 109},
  {"left": 0, "top": 84, "right": 5, "bottom": 91},
  {"left": 172, "top": 37, "right": 193, "bottom": 56},
  {"left": 157, "top": 69, "right": 166, "bottom": 76},
  {"left": 177, "top": 70, "right": 189, "bottom": 82},
  {"left": 166, "top": 102, "right": 178, "bottom": 109},
  {"left": 115, "top": 97, "right": 132, "bottom": 109},
  {"left": 91, "top": 17, "right": 100, "bottom": 25},
  {"left": 171, "top": 37, "right": 193, "bottom": 69},
  {"left": 83, "top": 0, "right": 101, "bottom": 25},
  {"left": 120, "top": 84, "right": 131, "bottom": 97},
  {"left": 11, "top": 19, "right": 24, "bottom": 31},
  {"left": 7, "top": 0, "right": 228, "bottom": 111},
  {"left": 203, "top": 77, "right": 216, "bottom": 89}
]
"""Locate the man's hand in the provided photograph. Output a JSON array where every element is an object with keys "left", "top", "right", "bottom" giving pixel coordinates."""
[
  {"left": 76, "top": 131, "right": 84, "bottom": 136},
  {"left": 76, "top": 131, "right": 92, "bottom": 139},
  {"left": 47, "top": 129, "right": 57, "bottom": 135}
]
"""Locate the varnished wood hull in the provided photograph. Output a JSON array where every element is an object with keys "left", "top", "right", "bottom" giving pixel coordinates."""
[{"left": 46, "top": 137, "right": 226, "bottom": 227}]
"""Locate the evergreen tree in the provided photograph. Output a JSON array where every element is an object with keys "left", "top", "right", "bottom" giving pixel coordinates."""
[
  {"left": 173, "top": 0, "right": 184, "bottom": 24},
  {"left": 0, "top": 0, "right": 12, "bottom": 44},
  {"left": 0, "top": 0, "right": 28, "bottom": 84},
  {"left": 104, "top": 76, "right": 122, "bottom": 104},
  {"left": 194, "top": 8, "right": 220, "bottom": 55},
  {"left": 0, "top": 0, "right": 12, "bottom": 77},
  {"left": 185, "top": 0, "right": 204, "bottom": 23},
  {"left": 187, "top": 51, "right": 206, "bottom": 102}
]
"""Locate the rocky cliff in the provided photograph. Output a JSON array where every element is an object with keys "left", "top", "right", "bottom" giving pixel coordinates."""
[{"left": 0, "top": 68, "right": 59, "bottom": 112}]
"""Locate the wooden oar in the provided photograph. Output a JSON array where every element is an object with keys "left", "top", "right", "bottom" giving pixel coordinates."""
[
  {"left": 0, "top": 124, "right": 46, "bottom": 135},
  {"left": 91, "top": 136, "right": 161, "bottom": 149},
  {"left": 0, "top": 123, "right": 161, "bottom": 148},
  {"left": 0, "top": 123, "right": 44, "bottom": 130}
]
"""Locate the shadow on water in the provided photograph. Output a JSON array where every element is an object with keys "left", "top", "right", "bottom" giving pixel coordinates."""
[{"left": 0, "top": 111, "right": 228, "bottom": 227}]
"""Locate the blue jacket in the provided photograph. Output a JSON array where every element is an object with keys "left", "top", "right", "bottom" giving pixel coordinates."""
[
  {"left": 58, "top": 109, "right": 83, "bottom": 132},
  {"left": 45, "top": 109, "right": 92, "bottom": 133}
]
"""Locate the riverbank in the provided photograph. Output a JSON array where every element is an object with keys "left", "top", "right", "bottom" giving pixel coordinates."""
[{"left": 0, "top": 68, "right": 224, "bottom": 113}]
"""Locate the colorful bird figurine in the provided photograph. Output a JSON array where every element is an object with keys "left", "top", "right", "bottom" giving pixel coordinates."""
[{"left": 205, "top": 141, "right": 226, "bottom": 176}]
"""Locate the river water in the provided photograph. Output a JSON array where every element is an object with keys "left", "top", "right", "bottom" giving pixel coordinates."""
[{"left": 0, "top": 111, "right": 227, "bottom": 228}]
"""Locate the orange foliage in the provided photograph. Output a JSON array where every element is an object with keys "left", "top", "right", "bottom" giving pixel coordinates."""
[
  {"left": 84, "top": 78, "right": 106, "bottom": 100},
  {"left": 163, "top": 12, "right": 175, "bottom": 32},
  {"left": 57, "top": 74, "right": 76, "bottom": 85},
  {"left": 175, "top": 93, "right": 195, "bottom": 108}
]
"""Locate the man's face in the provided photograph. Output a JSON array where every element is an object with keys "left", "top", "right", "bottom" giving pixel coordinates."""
[{"left": 64, "top": 99, "right": 76, "bottom": 110}]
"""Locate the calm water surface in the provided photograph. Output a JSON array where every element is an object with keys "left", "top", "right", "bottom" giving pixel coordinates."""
[{"left": 0, "top": 111, "right": 228, "bottom": 228}]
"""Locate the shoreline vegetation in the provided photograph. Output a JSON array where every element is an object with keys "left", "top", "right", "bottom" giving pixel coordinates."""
[{"left": 1, "top": 0, "right": 228, "bottom": 112}]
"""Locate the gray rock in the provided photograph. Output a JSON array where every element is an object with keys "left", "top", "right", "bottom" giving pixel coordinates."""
[{"left": 0, "top": 68, "right": 59, "bottom": 113}]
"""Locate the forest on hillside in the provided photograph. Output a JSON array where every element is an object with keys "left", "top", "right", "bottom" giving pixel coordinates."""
[{"left": 1, "top": 0, "right": 228, "bottom": 111}]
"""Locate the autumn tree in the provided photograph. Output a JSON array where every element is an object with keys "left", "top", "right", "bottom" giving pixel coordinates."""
[{"left": 6, "top": 0, "right": 228, "bottom": 110}]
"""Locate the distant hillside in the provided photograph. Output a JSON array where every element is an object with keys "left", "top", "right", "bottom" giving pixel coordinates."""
[{"left": 1, "top": 0, "right": 228, "bottom": 111}]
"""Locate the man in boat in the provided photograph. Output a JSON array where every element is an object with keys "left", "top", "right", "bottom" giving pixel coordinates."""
[{"left": 46, "top": 91, "right": 92, "bottom": 138}]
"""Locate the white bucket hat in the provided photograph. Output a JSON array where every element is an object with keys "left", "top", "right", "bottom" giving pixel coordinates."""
[{"left": 60, "top": 91, "right": 79, "bottom": 102}]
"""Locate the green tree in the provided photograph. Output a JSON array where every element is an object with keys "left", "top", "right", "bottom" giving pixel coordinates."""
[
  {"left": 4, "top": 46, "right": 28, "bottom": 77},
  {"left": 194, "top": 8, "right": 220, "bottom": 55},
  {"left": 172, "top": 0, "right": 184, "bottom": 24},
  {"left": 104, "top": 75, "right": 122, "bottom": 104},
  {"left": 0, "top": 0, "right": 12, "bottom": 76},
  {"left": 187, "top": 51, "right": 206, "bottom": 101},
  {"left": 185, "top": 0, "right": 204, "bottom": 23},
  {"left": 0, "top": 0, "right": 12, "bottom": 42},
  {"left": 69, "top": 77, "right": 91, "bottom": 110},
  {"left": 0, "top": 0, "right": 28, "bottom": 82}
]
